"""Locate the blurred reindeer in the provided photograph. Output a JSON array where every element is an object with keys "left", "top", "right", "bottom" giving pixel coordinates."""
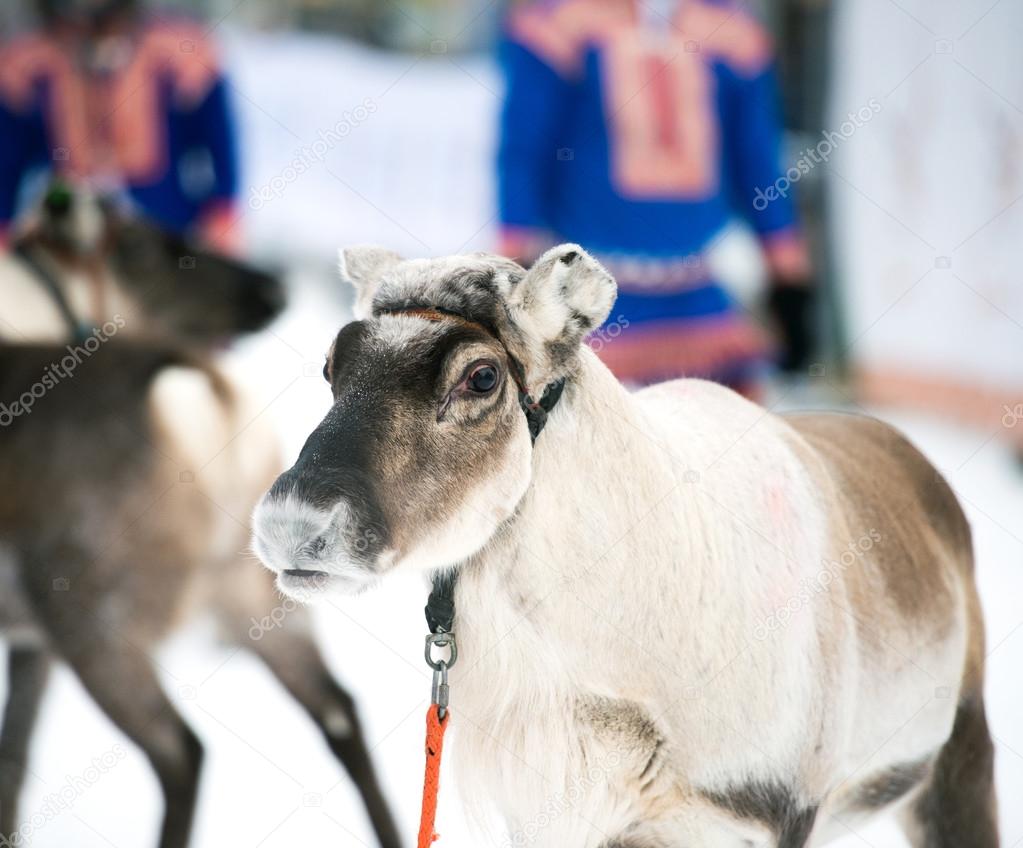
[{"left": 0, "top": 187, "right": 400, "bottom": 848}]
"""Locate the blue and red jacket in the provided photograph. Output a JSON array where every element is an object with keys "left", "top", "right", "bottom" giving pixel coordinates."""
[
  {"left": 496, "top": 0, "right": 810, "bottom": 384},
  {"left": 0, "top": 16, "right": 238, "bottom": 247},
  {"left": 497, "top": 0, "right": 808, "bottom": 274}
]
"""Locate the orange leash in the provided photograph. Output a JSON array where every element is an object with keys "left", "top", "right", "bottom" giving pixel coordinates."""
[
  {"left": 421, "top": 591, "right": 457, "bottom": 847},
  {"left": 417, "top": 704, "right": 450, "bottom": 848}
]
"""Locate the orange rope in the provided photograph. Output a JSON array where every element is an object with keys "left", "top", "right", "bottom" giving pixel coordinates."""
[{"left": 417, "top": 704, "right": 450, "bottom": 848}]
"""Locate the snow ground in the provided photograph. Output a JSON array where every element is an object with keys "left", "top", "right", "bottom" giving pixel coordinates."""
[{"left": 3, "top": 28, "right": 1022, "bottom": 848}]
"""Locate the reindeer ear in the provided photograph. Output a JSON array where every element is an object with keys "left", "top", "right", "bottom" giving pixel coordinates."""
[
  {"left": 338, "top": 246, "right": 402, "bottom": 319},
  {"left": 506, "top": 244, "right": 616, "bottom": 389}
]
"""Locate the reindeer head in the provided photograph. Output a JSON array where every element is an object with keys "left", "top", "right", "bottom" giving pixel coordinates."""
[
  {"left": 14, "top": 183, "right": 284, "bottom": 347},
  {"left": 253, "top": 244, "right": 616, "bottom": 598}
]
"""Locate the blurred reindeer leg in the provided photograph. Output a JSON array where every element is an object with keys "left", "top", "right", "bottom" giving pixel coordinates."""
[
  {"left": 46, "top": 627, "right": 203, "bottom": 848},
  {"left": 247, "top": 621, "right": 401, "bottom": 848},
  {"left": 18, "top": 542, "right": 203, "bottom": 848},
  {"left": 0, "top": 644, "right": 51, "bottom": 841}
]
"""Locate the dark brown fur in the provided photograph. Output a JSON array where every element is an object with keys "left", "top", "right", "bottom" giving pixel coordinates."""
[
  {"left": 851, "top": 756, "right": 933, "bottom": 810},
  {"left": 787, "top": 413, "right": 997, "bottom": 847},
  {"left": 787, "top": 413, "right": 970, "bottom": 622},
  {"left": 908, "top": 689, "right": 998, "bottom": 847},
  {"left": 700, "top": 782, "right": 818, "bottom": 848}
]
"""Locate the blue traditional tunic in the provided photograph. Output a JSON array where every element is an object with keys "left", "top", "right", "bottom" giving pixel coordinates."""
[
  {"left": 497, "top": 0, "right": 809, "bottom": 386},
  {"left": 0, "top": 16, "right": 238, "bottom": 245}
]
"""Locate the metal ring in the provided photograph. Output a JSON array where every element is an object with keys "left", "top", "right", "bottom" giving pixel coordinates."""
[{"left": 425, "top": 632, "right": 458, "bottom": 670}]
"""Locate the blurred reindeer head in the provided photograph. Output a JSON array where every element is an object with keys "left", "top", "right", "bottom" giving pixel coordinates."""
[{"left": 11, "top": 182, "right": 284, "bottom": 349}]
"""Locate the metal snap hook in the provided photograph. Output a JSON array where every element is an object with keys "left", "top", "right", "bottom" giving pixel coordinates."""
[{"left": 431, "top": 660, "right": 450, "bottom": 719}]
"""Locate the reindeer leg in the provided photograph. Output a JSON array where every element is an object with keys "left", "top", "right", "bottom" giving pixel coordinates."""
[
  {"left": 0, "top": 644, "right": 51, "bottom": 841},
  {"left": 44, "top": 628, "right": 203, "bottom": 848},
  {"left": 246, "top": 620, "right": 401, "bottom": 848},
  {"left": 17, "top": 541, "right": 203, "bottom": 848},
  {"left": 899, "top": 689, "right": 998, "bottom": 848}
]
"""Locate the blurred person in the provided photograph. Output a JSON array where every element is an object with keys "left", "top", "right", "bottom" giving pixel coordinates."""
[
  {"left": 497, "top": 0, "right": 815, "bottom": 394},
  {"left": 0, "top": 0, "right": 240, "bottom": 252}
]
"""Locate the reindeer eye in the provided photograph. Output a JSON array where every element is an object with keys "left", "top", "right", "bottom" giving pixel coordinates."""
[
  {"left": 467, "top": 364, "right": 498, "bottom": 394},
  {"left": 322, "top": 359, "right": 330, "bottom": 383}
]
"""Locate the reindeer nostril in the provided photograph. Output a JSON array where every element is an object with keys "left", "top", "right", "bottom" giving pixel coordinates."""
[
  {"left": 311, "top": 536, "right": 327, "bottom": 555},
  {"left": 560, "top": 250, "right": 579, "bottom": 265}
]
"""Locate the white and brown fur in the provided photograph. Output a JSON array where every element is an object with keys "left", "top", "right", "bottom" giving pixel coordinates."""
[
  {"left": 0, "top": 192, "right": 400, "bottom": 848},
  {"left": 254, "top": 244, "right": 997, "bottom": 847}
]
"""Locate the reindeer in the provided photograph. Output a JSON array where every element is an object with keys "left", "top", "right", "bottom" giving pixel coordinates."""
[
  {"left": 0, "top": 190, "right": 400, "bottom": 848},
  {"left": 253, "top": 244, "right": 997, "bottom": 848}
]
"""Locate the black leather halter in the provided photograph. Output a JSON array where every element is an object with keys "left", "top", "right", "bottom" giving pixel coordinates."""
[
  {"left": 12, "top": 241, "right": 93, "bottom": 342},
  {"left": 376, "top": 304, "right": 566, "bottom": 697},
  {"left": 424, "top": 375, "right": 565, "bottom": 636}
]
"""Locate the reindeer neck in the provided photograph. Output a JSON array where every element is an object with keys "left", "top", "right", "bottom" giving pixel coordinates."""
[
  {"left": 470, "top": 348, "right": 670, "bottom": 593},
  {"left": 449, "top": 348, "right": 696, "bottom": 721}
]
